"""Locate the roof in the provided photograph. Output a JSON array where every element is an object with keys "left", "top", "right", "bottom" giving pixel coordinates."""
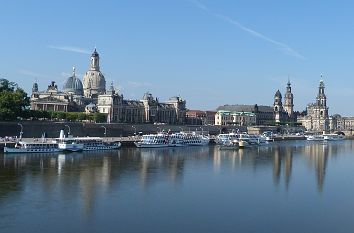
[
  {"left": 217, "top": 104, "right": 273, "bottom": 113},
  {"left": 63, "top": 76, "right": 83, "bottom": 95}
]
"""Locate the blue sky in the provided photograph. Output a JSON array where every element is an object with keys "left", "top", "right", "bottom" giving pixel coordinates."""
[{"left": 1, "top": 0, "right": 354, "bottom": 115}]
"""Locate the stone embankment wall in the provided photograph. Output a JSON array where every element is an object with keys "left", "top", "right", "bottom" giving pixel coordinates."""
[{"left": 0, "top": 121, "right": 249, "bottom": 138}]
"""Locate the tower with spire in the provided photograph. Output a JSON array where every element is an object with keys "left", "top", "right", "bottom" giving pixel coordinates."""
[
  {"left": 82, "top": 48, "right": 106, "bottom": 99},
  {"left": 284, "top": 79, "right": 294, "bottom": 117},
  {"left": 298, "top": 76, "right": 330, "bottom": 132},
  {"left": 273, "top": 90, "right": 283, "bottom": 123}
]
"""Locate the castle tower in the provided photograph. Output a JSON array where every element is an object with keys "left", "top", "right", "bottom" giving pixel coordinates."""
[
  {"left": 284, "top": 80, "right": 294, "bottom": 117},
  {"left": 82, "top": 49, "right": 106, "bottom": 99},
  {"left": 273, "top": 90, "right": 283, "bottom": 123}
]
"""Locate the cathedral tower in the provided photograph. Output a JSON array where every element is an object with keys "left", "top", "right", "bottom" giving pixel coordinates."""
[
  {"left": 82, "top": 49, "right": 106, "bottom": 98},
  {"left": 316, "top": 79, "right": 327, "bottom": 108},
  {"left": 273, "top": 90, "right": 283, "bottom": 123},
  {"left": 284, "top": 80, "right": 294, "bottom": 117}
]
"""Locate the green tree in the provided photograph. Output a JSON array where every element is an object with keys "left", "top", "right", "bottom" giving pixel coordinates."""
[
  {"left": 78, "top": 112, "right": 87, "bottom": 121},
  {"left": 57, "top": 112, "right": 67, "bottom": 120},
  {"left": 93, "top": 113, "right": 107, "bottom": 123},
  {"left": 67, "top": 112, "right": 78, "bottom": 122},
  {"left": 0, "top": 79, "right": 30, "bottom": 121}
]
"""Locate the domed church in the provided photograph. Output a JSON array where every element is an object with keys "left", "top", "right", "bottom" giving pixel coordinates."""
[
  {"left": 63, "top": 67, "right": 83, "bottom": 96},
  {"left": 82, "top": 49, "right": 106, "bottom": 98}
]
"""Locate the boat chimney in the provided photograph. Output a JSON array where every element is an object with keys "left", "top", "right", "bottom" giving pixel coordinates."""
[{"left": 59, "top": 130, "right": 65, "bottom": 139}]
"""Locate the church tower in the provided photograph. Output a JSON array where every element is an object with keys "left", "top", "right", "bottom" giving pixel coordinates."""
[
  {"left": 316, "top": 79, "right": 327, "bottom": 108},
  {"left": 273, "top": 90, "right": 283, "bottom": 123},
  {"left": 90, "top": 49, "right": 100, "bottom": 71},
  {"left": 284, "top": 80, "right": 294, "bottom": 117},
  {"left": 83, "top": 48, "right": 106, "bottom": 99}
]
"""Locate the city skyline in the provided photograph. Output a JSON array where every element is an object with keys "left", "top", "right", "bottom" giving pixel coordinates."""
[{"left": 1, "top": 1, "right": 354, "bottom": 115}]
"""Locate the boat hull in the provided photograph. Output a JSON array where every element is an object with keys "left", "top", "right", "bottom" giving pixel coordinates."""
[
  {"left": 83, "top": 142, "right": 121, "bottom": 151},
  {"left": 134, "top": 142, "right": 170, "bottom": 148},
  {"left": 4, "top": 147, "right": 61, "bottom": 153}
]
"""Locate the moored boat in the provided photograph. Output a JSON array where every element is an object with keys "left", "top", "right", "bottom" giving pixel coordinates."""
[
  {"left": 4, "top": 141, "right": 61, "bottom": 153},
  {"left": 134, "top": 133, "right": 171, "bottom": 148},
  {"left": 73, "top": 137, "right": 121, "bottom": 151},
  {"left": 306, "top": 135, "right": 324, "bottom": 141},
  {"left": 323, "top": 133, "right": 345, "bottom": 141}
]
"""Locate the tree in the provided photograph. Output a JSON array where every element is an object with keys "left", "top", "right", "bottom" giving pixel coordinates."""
[
  {"left": 0, "top": 79, "right": 30, "bottom": 121},
  {"left": 66, "top": 112, "right": 78, "bottom": 122},
  {"left": 0, "top": 79, "right": 17, "bottom": 92},
  {"left": 93, "top": 113, "right": 107, "bottom": 123}
]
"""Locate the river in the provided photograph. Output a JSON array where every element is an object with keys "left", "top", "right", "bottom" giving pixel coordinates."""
[{"left": 1, "top": 140, "right": 354, "bottom": 233}]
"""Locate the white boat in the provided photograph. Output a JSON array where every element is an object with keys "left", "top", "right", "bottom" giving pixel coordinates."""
[
  {"left": 170, "top": 132, "right": 210, "bottom": 146},
  {"left": 54, "top": 130, "right": 84, "bottom": 152},
  {"left": 4, "top": 141, "right": 61, "bottom": 153},
  {"left": 306, "top": 135, "right": 324, "bottom": 141},
  {"left": 57, "top": 140, "right": 84, "bottom": 152},
  {"left": 134, "top": 133, "right": 171, "bottom": 148},
  {"left": 134, "top": 131, "right": 210, "bottom": 148},
  {"left": 215, "top": 132, "right": 239, "bottom": 144},
  {"left": 219, "top": 140, "right": 239, "bottom": 150},
  {"left": 70, "top": 137, "right": 121, "bottom": 151},
  {"left": 323, "top": 133, "right": 345, "bottom": 141},
  {"left": 247, "top": 134, "right": 268, "bottom": 145}
]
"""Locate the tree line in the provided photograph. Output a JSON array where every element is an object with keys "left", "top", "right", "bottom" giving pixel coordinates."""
[{"left": 0, "top": 78, "right": 106, "bottom": 122}]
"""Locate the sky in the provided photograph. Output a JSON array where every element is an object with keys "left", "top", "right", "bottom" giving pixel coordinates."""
[{"left": 1, "top": 0, "right": 354, "bottom": 115}]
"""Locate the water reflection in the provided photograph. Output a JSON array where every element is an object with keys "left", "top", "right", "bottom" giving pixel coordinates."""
[{"left": 0, "top": 141, "right": 353, "bottom": 216}]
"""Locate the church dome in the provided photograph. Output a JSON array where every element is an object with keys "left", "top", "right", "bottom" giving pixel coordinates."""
[
  {"left": 63, "top": 68, "right": 83, "bottom": 95},
  {"left": 82, "top": 71, "right": 105, "bottom": 91}
]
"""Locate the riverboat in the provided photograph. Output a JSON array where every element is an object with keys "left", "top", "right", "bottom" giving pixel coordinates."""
[
  {"left": 218, "top": 140, "right": 239, "bottom": 150},
  {"left": 4, "top": 141, "right": 61, "bottom": 153},
  {"left": 306, "top": 135, "right": 324, "bottom": 141},
  {"left": 215, "top": 132, "right": 239, "bottom": 144},
  {"left": 134, "top": 133, "right": 171, "bottom": 148},
  {"left": 69, "top": 137, "right": 121, "bottom": 151},
  {"left": 323, "top": 133, "right": 345, "bottom": 141},
  {"left": 170, "top": 132, "right": 210, "bottom": 146}
]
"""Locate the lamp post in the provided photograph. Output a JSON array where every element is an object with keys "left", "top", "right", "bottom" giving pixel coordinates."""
[
  {"left": 101, "top": 126, "right": 107, "bottom": 138},
  {"left": 199, "top": 126, "right": 204, "bottom": 135},
  {"left": 132, "top": 125, "right": 136, "bottom": 136},
  {"left": 65, "top": 125, "right": 71, "bottom": 136},
  {"left": 18, "top": 123, "right": 23, "bottom": 141}
]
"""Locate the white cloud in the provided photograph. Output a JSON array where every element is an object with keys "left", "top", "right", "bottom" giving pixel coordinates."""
[
  {"left": 189, "top": 0, "right": 306, "bottom": 60},
  {"left": 127, "top": 81, "right": 153, "bottom": 88},
  {"left": 48, "top": 45, "right": 91, "bottom": 55},
  {"left": 19, "top": 70, "right": 51, "bottom": 79}
]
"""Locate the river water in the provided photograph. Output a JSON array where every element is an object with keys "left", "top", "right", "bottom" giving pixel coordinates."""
[{"left": 1, "top": 140, "right": 354, "bottom": 233}]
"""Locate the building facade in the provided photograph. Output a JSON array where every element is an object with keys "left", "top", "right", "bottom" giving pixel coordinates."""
[
  {"left": 186, "top": 110, "right": 216, "bottom": 125},
  {"left": 215, "top": 110, "right": 256, "bottom": 126},
  {"left": 96, "top": 86, "right": 187, "bottom": 124},
  {"left": 329, "top": 115, "right": 354, "bottom": 133},
  {"left": 30, "top": 81, "right": 78, "bottom": 112},
  {"left": 217, "top": 104, "right": 274, "bottom": 125},
  {"left": 31, "top": 49, "right": 106, "bottom": 112},
  {"left": 298, "top": 80, "right": 329, "bottom": 131},
  {"left": 29, "top": 48, "right": 188, "bottom": 124}
]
